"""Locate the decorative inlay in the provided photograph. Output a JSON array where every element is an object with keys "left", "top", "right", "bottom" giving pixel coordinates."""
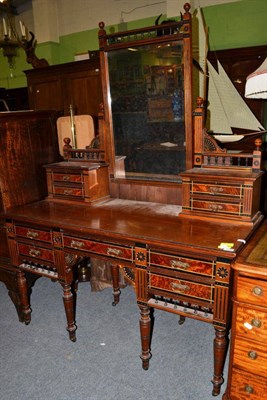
[{"left": 216, "top": 266, "right": 229, "bottom": 279}]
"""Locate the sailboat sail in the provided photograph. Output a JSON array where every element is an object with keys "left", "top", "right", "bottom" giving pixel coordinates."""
[{"left": 196, "top": 8, "right": 265, "bottom": 143}]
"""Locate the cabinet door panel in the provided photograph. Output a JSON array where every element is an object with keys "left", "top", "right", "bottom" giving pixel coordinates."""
[
  {"left": 29, "top": 78, "right": 62, "bottom": 110},
  {"left": 66, "top": 72, "right": 102, "bottom": 117}
]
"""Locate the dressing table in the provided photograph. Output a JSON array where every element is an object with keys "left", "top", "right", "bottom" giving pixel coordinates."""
[{"left": 2, "top": 4, "right": 265, "bottom": 398}]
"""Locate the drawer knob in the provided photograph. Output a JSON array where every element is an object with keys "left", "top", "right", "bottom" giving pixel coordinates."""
[
  {"left": 251, "top": 318, "right": 262, "bottom": 328},
  {"left": 29, "top": 249, "right": 41, "bottom": 257},
  {"left": 244, "top": 385, "right": 254, "bottom": 394},
  {"left": 63, "top": 176, "right": 70, "bottom": 181},
  {"left": 70, "top": 240, "right": 84, "bottom": 248},
  {"left": 64, "top": 189, "right": 73, "bottom": 195},
  {"left": 26, "top": 231, "right": 38, "bottom": 239},
  {"left": 248, "top": 350, "right": 257, "bottom": 360},
  {"left": 107, "top": 247, "right": 122, "bottom": 257},
  {"left": 170, "top": 282, "right": 189, "bottom": 293},
  {"left": 252, "top": 286, "right": 263, "bottom": 296},
  {"left": 170, "top": 260, "right": 189, "bottom": 269}
]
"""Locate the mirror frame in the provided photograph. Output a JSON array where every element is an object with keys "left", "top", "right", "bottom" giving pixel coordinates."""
[{"left": 98, "top": 3, "right": 193, "bottom": 182}]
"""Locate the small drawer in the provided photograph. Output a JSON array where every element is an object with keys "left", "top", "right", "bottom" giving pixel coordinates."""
[
  {"left": 53, "top": 173, "right": 82, "bottom": 183},
  {"left": 149, "top": 251, "right": 214, "bottom": 277},
  {"left": 229, "top": 368, "right": 267, "bottom": 399},
  {"left": 63, "top": 236, "right": 134, "bottom": 262},
  {"left": 18, "top": 243, "right": 55, "bottom": 263},
  {"left": 235, "top": 305, "right": 267, "bottom": 343},
  {"left": 15, "top": 226, "right": 52, "bottom": 243},
  {"left": 149, "top": 273, "right": 212, "bottom": 302},
  {"left": 191, "top": 199, "right": 242, "bottom": 215},
  {"left": 191, "top": 182, "right": 242, "bottom": 197},
  {"left": 236, "top": 277, "right": 267, "bottom": 306},
  {"left": 53, "top": 187, "right": 84, "bottom": 197},
  {"left": 233, "top": 336, "right": 267, "bottom": 378}
]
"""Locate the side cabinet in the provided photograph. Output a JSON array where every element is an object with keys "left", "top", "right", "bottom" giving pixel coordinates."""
[{"left": 223, "top": 221, "right": 267, "bottom": 399}]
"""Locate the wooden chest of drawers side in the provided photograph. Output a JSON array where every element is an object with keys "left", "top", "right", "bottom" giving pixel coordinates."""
[{"left": 223, "top": 221, "right": 267, "bottom": 400}]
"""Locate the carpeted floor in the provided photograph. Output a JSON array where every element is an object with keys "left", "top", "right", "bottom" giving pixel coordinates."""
[{"left": 0, "top": 278, "right": 228, "bottom": 400}]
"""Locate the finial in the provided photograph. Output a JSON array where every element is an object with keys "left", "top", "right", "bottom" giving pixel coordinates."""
[
  {"left": 254, "top": 138, "right": 262, "bottom": 150},
  {"left": 184, "top": 3, "right": 191, "bottom": 13},
  {"left": 196, "top": 97, "right": 204, "bottom": 107}
]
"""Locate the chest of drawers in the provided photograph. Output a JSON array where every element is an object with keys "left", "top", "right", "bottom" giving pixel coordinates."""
[
  {"left": 180, "top": 168, "right": 263, "bottom": 224},
  {"left": 223, "top": 221, "right": 267, "bottom": 399},
  {"left": 45, "top": 161, "right": 110, "bottom": 204}
]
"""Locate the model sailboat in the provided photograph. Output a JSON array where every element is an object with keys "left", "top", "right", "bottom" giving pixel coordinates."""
[{"left": 195, "top": 8, "right": 265, "bottom": 144}]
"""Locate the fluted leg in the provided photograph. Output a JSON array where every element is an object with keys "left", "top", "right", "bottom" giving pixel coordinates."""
[
  {"left": 61, "top": 283, "right": 77, "bottom": 342},
  {"left": 212, "top": 327, "right": 229, "bottom": 396},
  {"left": 17, "top": 269, "right": 31, "bottom": 325},
  {"left": 139, "top": 304, "right": 152, "bottom": 370}
]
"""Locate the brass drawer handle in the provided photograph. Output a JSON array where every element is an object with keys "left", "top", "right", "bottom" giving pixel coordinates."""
[
  {"left": 29, "top": 249, "right": 41, "bottom": 257},
  {"left": 247, "top": 350, "right": 257, "bottom": 360},
  {"left": 208, "top": 204, "right": 223, "bottom": 212},
  {"left": 244, "top": 385, "right": 254, "bottom": 394},
  {"left": 170, "top": 282, "right": 189, "bottom": 292},
  {"left": 26, "top": 230, "right": 38, "bottom": 239},
  {"left": 252, "top": 286, "right": 263, "bottom": 296},
  {"left": 64, "top": 189, "right": 73, "bottom": 195},
  {"left": 170, "top": 260, "right": 190, "bottom": 269},
  {"left": 63, "top": 176, "right": 70, "bottom": 181},
  {"left": 251, "top": 318, "right": 262, "bottom": 328},
  {"left": 70, "top": 240, "right": 85, "bottom": 248},
  {"left": 209, "top": 186, "right": 224, "bottom": 194},
  {"left": 107, "top": 247, "right": 122, "bottom": 257}
]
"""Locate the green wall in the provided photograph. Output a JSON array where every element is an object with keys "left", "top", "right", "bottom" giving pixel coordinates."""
[
  {"left": 0, "top": 0, "right": 266, "bottom": 89},
  {"left": 203, "top": 0, "right": 267, "bottom": 50}
]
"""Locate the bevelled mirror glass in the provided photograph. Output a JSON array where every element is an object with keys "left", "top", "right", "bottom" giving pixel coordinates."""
[{"left": 108, "top": 41, "right": 185, "bottom": 181}]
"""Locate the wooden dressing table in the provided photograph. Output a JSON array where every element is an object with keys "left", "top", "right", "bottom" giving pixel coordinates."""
[
  {"left": 4, "top": 198, "right": 263, "bottom": 396},
  {"left": 2, "top": 4, "right": 265, "bottom": 398}
]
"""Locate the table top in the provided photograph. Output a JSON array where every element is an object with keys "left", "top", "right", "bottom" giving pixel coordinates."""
[{"left": 3, "top": 198, "right": 260, "bottom": 259}]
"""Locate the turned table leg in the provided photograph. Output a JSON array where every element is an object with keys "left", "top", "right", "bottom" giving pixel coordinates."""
[
  {"left": 111, "top": 264, "right": 121, "bottom": 306},
  {"left": 17, "top": 269, "right": 31, "bottom": 325},
  {"left": 212, "top": 327, "right": 229, "bottom": 396},
  {"left": 139, "top": 304, "right": 152, "bottom": 371},
  {"left": 61, "top": 282, "right": 77, "bottom": 342}
]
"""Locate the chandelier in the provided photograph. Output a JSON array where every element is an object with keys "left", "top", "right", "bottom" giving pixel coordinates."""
[{"left": 0, "top": 0, "right": 27, "bottom": 71}]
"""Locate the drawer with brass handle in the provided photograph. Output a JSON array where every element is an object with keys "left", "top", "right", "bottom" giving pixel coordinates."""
[
  {"left": 233, "top": 336, "right": 267, "bottom": 377},
  {"left": 149, "top": 273, "right": 212, "bottom": 302},
  {"left": 236, "top": 277, "right": 267, "bottom": 306},
  {"left": 191, "top": 199, "right": 242, "bottom": 215},
  {"left": 149, "top": 251, "right": 215, "bottom": 277},
  {"left": 229, "top": 368, "right": 267, "bottom": 399},
  {"left": 191, "top": 182, "right": 242, "bottom": 197},
  {"left": 17, "top": 243, "right": 55, "bottom": 263},
  {"left": 15, "top": 226, "right": 52, "bottom": 243},
  {"left": 53, "top": 173, "right": 82, "bottom": 183},
  {"left": 63, "top": 236, "right": 134, "bottom": 262},
  {"left": 53, "top": 186, "right": 83, "bottom": 197},
  {"left": 235, "top": 305, "right": 267, "bottom": 342}
]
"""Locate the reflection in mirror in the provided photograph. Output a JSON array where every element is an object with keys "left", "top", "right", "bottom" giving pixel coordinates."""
[{"left": 108, "top": 41, "right": 185, "bottom": 182}]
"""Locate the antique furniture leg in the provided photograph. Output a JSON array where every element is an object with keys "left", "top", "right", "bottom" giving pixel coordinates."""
[
  {"left": 178, "top": 315, "right": 186, "bottom": 325},
  {"left": 60, "top": 282, "right": 77, "bottom": 342},
  {"left": 111, "top": 264, "right": 121, "bottom": 306},
  {"left": 139, "top": 304, "right": 152, "bottom": 370},
  {"left": 17, "top": 269, "right": 31, "bottom": 325},
  {"left": 212, "top": 327, "right": 229, "bottom": 396}
]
